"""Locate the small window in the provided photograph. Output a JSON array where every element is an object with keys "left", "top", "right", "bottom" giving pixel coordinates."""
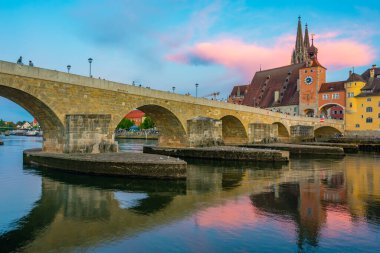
[
  {"left": 366, "top": 107, "right": 373, "bottom": 112},
  {"left": 378, "top": 101, "right": 380, "bottom": 107},
  {"left": 323, "top": 94, "right": 329, "bottom": 100},
  {"left": 355, "top": 124, "right": 360, "bottom": 128},
  {"left": 311, "top": 69, "right": 314, "bottom": 72},
  {"left": 362, "top": 104, "right": 364, "bottom": 107},
  {"left": 366, "top": 117, "right": 373, "bottom": 123},
  {"left": 305, "top": 70, "right": 307, "bottom": 73},
  {"left": 349, "top": 102, "right": 353, "bottom": 108},
  {"left": 340, "top": 110, "right": 343, "bottom": 114},
  {"left": 361, "top": 115, "right": 364, "bottom": 118},
  {"left": 332, "top": 93, "right": 340, "bottom": 99},
  {"left": 348, "top": 92, "right": 354, "bottom": 98},
  {"left": 367, "top": 98, "right": 372, "bottom": 102}
]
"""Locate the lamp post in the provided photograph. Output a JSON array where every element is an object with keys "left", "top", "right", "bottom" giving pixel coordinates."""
[
  {"left": 195, "top": 83, "right": 199, "bottom": 98},
  {"left": 67, "top": 65, "right": 71, "bottom": 73},
  {"left": 88, "top": 58, "right": 93, "bottom": 77},
  {"left": 172, "top": 86, "right": 175, "bottom": 93}
]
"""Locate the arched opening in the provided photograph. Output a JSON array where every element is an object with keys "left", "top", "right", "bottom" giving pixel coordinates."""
[
  {"left": 0, "top": 85, "right": 64, "bottom": 152},
  {"left": 114, "top": 109, "right": 159, "bottom": 152},
  {"left": 304, "top": 109, "right": 315, "bottom": 117},
  {"left": 314, "top": 126, "right": 342, "bottom": 139},
  {"left": 319, "top": 104, "right": 345, "bottom": 120},
  {"left": 272, "top": 122, "right": 290, "bottom": 139},
  {"left": 137, "top": 105, "right": 187, "bottom": 147},
  {"left": 220, "top": 115, "right": 248, "bottom": 145}
]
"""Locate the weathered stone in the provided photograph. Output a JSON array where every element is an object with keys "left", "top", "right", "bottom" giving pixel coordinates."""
[
  {"left": 290, "top": 125, "right": 314, "bottom": 142},
  {"left": 248, "top": 123, "right": 278, "bottom": 143},
  {"left": 0, "top": 61, "right": 344, "bottom": 153},
  {"left": 187, "top": 117, "right": 223, "bottom": 147}
]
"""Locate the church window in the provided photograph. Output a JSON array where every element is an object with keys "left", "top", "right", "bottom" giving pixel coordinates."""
[
  {"left": 366, "top": 107, "right": 373, "bottom": 112},
  {"left": 366, "top": 117, "right": 373, "bottom": 123},
  {"left": 355, "top": 124, "right": 360, "bottom": 128}
]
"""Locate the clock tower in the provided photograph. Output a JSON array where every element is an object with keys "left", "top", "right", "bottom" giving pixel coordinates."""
[{"left": 299, "top": 38, "right": 326, "bottom": 117}]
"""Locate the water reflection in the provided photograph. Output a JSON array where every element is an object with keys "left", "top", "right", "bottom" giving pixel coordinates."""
[{"left": 0, "top": 137, "right": 379, "bottom": 252}]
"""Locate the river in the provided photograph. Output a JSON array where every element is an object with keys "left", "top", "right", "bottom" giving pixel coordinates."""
[{"left": 0, "top": 136, "right": 379, "bottom": 253}]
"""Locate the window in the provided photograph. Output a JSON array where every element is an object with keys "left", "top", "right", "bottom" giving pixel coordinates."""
[
  {"left": 340, "top": 110, "right": 343, "bottom": 114},
  {"left": 305, "top": 70, "right": 307, "bottom": 73},
  {"left": 322, "top": 94, "right": 329, "bottom": 100},
  {"left": 349, "top": 102, "right": 353, "bottom": 108},
  {"left": 361, "top": 115, "right": 364, "bottom": 118},
  {"left": 311, "top": 69, "right": 314, "bottom": 72},
  {"left": 378, "top": 101, "right": 380, "bottom": 107},
  {"left": 332, "top": 93, "right": 340, "bottom": 99},
  {"left": 355, "top": 124, "right": 360, "bottom": 128},
  {"left": 367, "top": 98, "right": 372, "bottom": 102},
  {"left": 366, "top": 117, "right": 373, "bottom": 123},
  {"left": 366, "top": 107, "right": 373, "bottom": 112},
  {"left": 378, "top": 113, "right": 380, "bottom": 118},
  {"left": 347, "top": 92, "right": 354, "bottom": 98}
]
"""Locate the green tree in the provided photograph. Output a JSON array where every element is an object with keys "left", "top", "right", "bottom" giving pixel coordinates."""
[
  {"left": 0, "top": 119, "right": 5, "bottom": 127},
  {"left": 117, "top": 118, "right": 134, "bottom": 130},
  {"left": 140, "top": 116, "right": 155, "bottom": 129}
]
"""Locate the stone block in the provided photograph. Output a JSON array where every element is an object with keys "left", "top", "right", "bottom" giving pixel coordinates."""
[
  {"left": 187, "top": 117, "right": 223, "bottom": 147},
  {"left": 249, "top": 123, "right": 278, "bottom": 143},
  {"left": 290, "top": 125, "right": 314, "bottom": 142}
]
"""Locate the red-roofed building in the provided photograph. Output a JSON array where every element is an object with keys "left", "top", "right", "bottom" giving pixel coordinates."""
[
  {"left": 125, "top": 110, "right": 145, "bottom": 126},
  {"left": 318, "top": 81, "right": 346, "bottom": 120},
  {"left": 228, "top": 85, "right": 248, "bottom": 104},
  {"left": 230, "top": 17, "right": 328, "bottom": 117}
]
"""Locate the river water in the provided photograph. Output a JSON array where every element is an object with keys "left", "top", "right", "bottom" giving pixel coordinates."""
[{"left": 0, "top": 136, "right": 379, "bottom": 253}]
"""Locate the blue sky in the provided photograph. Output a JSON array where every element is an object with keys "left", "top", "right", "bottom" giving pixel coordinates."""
[{"left": 0, "top": 0, "right": 379, "bottom": 122}]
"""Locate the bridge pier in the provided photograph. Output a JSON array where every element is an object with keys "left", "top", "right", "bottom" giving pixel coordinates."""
[
  {"left": 248, "top": 123, "right": 278, "bottom": 143},
  {"left": 187, "top": 117, "right": 223, "bottom": 147},
  {"left": 63, "top": 114, "right": 118, "bottom": 153},
  {"left": 290, "top": 125, "right": 314, "bottom": 142}
]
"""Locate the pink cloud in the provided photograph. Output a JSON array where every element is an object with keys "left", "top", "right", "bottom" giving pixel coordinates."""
[{"left": 166, "top": 32, "right": 376, "bottom": 79}]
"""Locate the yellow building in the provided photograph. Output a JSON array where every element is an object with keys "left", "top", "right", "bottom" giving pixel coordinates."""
[{"left": 345, "top": 65, "right": 380, "bottom": 135}]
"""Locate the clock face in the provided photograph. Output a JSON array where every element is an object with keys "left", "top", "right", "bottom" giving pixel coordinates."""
[{"left": 304, "top": 76, "right": 313, "bottom": 85}]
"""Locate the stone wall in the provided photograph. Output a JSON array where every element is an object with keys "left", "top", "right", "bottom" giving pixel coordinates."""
[
  {"left": 290, "top": 125, "right": 314, "bottom": 142},
  {"left": 64, "top": 114, "right": 118, "bottom": 153},
  {"left": 187, "top": 117, "right": 223, "bottom": 147},
  {"left": 248, "top": 123, "right": 278, "bottom": 143}
]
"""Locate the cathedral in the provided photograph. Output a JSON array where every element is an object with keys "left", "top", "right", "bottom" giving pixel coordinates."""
[{"left": 228, "top": 17, "right": 325, "bottom": 117}]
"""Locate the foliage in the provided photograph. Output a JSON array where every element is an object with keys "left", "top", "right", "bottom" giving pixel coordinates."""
[
  {"left": 117, "top": 118, "right": 134, "bottom": 130},
  {"left": 0, "top": 119, "right": 16, "bottom": 128},
  {"left": 140, "top": 116, "right": 155, "bottom": 129}
]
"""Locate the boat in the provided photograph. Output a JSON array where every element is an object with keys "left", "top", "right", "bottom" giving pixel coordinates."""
[{"left": 4, "top": 130, "right": 10, "bottom": 136}]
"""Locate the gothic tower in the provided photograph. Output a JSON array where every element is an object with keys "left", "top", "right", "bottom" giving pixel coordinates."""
[{"left": 291, "top": 17, "right": 310, "bottom": 64}]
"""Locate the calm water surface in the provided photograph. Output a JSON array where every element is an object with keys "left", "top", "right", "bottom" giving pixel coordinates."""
[{"left": 0, "top": 136, "right": 379, "bottom": 253}]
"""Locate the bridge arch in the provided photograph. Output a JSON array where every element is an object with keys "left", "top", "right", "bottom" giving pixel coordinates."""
[
  {"left": 136, "top": 104, "right": 188, "bottom": 147},
  {"left": 272, "top": 122, "right": 290, "bottom": 138},
  {"left": 319, "top": 103, "right": 345, "bottom": 120},
  {"left": 0, "top": 85, "right": 64, "bottom": 152},
  {"left": 314, "top": 126, "right": 342, "bottom": 138},
  {"left": 220, "top": 115, "right": 248, "bottom": 144}
]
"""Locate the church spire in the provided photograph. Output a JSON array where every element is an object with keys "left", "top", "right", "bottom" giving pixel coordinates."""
[
  {"left": 295, "top": 16, "right": 304, "bottom": 54},
  {"left": 291, "top": 16, "right": 308, "bottom": 64},
  {"left": 304, "top": 23, "right": 310, "bottom": 49}
]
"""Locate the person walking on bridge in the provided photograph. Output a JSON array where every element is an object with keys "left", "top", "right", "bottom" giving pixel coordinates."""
[
  {"left": 29, "top": 60, "right": 34, "bottom": 67},
  {"left": 16, "top": 56, "right": 23, "bottom": 65}
]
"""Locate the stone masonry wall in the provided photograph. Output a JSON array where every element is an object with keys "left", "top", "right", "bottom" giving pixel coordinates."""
[
  {"left": 65, "top": 114, "right": 118, "bottom": 153},
  {"left": 187, "top": 117, "right": 223, "bottom": 147},
  {"left": 248, "top": 123, "right": 278, "bottom": 143}
]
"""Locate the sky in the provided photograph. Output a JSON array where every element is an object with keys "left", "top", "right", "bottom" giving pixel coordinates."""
[{"left": 0, "top": 0, "right": 379, "bottom": 122}]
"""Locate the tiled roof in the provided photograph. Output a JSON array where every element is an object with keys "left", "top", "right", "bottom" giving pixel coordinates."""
[
  {"left": 319, "top": 81, "right": 345, "bottom": 93},
  {"left": 346, "top": 73, "right": 365, "bottom": 83},
  {"left": 242, "top": 63, "right": 305, "bottom": 107},
  {"left": 357, "top": 78, "right": 380, "bottom": 97},
  {"left": 229, "top": 85, "right": 248, "bottom": 97},
  {"left": 125, "top": 110, "right": 145, "bottom": 118},
  {"left": 361, "top": 67, "right": 380, "bottom": 81}
]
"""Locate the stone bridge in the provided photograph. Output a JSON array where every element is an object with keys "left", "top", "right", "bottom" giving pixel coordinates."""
[{"left": 0, "top": 60, "right": 344, "bottom": 153}]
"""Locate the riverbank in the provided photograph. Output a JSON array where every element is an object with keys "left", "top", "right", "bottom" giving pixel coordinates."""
[
  {"left": 143, "top": 146, "right": 289, "bottom": 163},
  {"left": 239, "top": 143, "right": 345, "bottom": 158},
  {"left": 23, "top": 149, "right": 187, "bottom": 179}
]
